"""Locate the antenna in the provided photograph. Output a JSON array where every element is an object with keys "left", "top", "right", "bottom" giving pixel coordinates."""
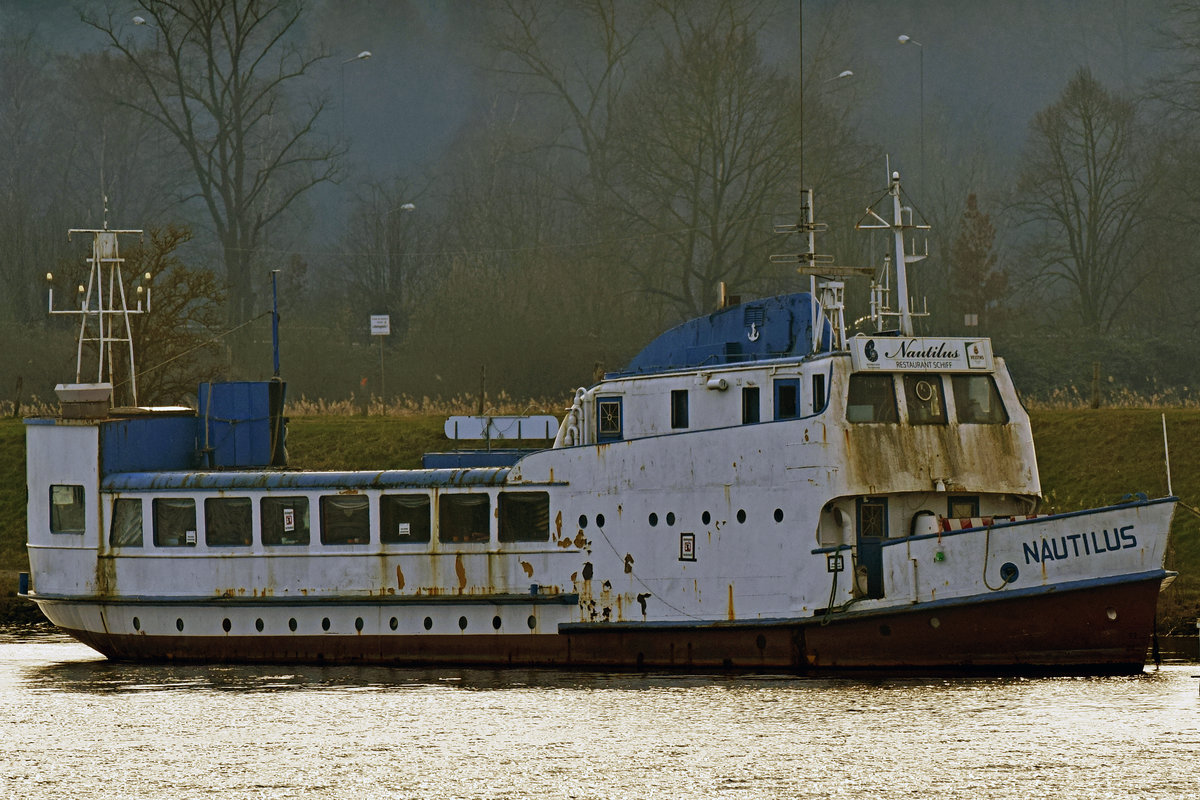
[
  {"left": 50, "top": 227, "right": 147, "bottom": 405},
  {"left": 855, "top": 171, "right": 930, "bottom": 335}
]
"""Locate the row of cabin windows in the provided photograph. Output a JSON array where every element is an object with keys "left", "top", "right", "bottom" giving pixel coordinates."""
[
  {"left": 601, "top": 374, "right": 828, "bottom": 439},
  {"left": 846, "top": 373, "right": 1008, "bottom": 425},
  {"left": 49, "top": 486, "right": 550, "bottom": 547}
]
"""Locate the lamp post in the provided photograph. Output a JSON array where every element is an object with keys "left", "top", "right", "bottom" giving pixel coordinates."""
[
  {"left": 341, "top": 50, "right": 372, "bottom": 140},
  {"left": 898, "top": 34, "right": 924, "bottom": 193}
]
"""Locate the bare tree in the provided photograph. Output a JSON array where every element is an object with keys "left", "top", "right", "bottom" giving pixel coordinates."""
[
  {"left": 949, "top": 194, "right": 1007, "bottom": 334},
  {"left": 1016, "top": 68, "right": 1158, "bottom": 332},
  {"left": 85, "top": 0, "right": 341, "bottom": 350}
]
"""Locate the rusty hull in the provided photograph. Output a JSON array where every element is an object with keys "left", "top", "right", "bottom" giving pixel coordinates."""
[{"left": 49, "top": 575, "right": 1164, "bottom": 675}]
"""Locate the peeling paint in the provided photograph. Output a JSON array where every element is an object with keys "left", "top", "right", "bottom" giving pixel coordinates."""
[
  {"left": 455, "top": 554, "right": 467, "bottom": 591},
  {"left": 573, "top": 531, "right": 587, "bottom": 548},
  {"left": 727, "top": 583, "right": 735, "bottom": 620},
  {"left": 623, "top": 553, "right": 634, "bottom": 574},
  {"left": 520, "top": 560, "right": 534, "bottom": 578},
  {"left": 396, "top": 564, "right": 405, "bottom": 590}
]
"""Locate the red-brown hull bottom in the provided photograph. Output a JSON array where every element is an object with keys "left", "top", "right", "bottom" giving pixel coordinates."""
[{"left": 54, "top": 578, "right": 1163, "bottom": 675}]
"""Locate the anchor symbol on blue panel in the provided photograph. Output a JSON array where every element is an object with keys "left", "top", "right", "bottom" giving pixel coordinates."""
[{"left": 747, "top": 322, "right": 759, "bottom": 342}]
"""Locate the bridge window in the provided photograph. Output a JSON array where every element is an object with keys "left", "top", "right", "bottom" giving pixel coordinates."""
[
  {"left": 903, "top": 375, "right": 947, "bottom": 424},
  {"left": 499, "top": 492, "right": 551, "bottom": 542},
  {"left": 206, "top": 497, "right": 252, "bottom": 546},
  {"left": 812, "top": 373, "right": 826, "bottom": 413},
  {"left": 951, "top": 375, "right": 1009, "bottom": 424},
  {"left": 262, "top": 496, "right": 310, "bottom": 546},
  {"left": 847, "top": 374, "right": 898, "bottom": 423},
  {"left": 381, "top": 494, "right": 431, "bottom": 543},
  {"left": 948, "top": 496, "right": 980, "bottom": 519},
  {"left": 153, "top": 498, "right": 197, "bottom": 547},
  {"left": 110, "top": 497, "right": 143, "bottom": 547},
  {"left": 49, "top": 484, "right": 86, "bottom": 534},
  {"left": 742, "top": 386, "right": 760, "bottom": 424},
  {"left": 597, "top": 396, "right": 623, "bottom": 442},
  {"left": 774, "top": 379, "right": 800, "bottom": 419},
  {"left": 320, "top": 495, "right": 370, "bottom": 545},
  {"left": 670, "top": 389, "right": 689, "bottom": 429},
  {"left": 439, "top": 494, "right": 490, "bottom": 543}
]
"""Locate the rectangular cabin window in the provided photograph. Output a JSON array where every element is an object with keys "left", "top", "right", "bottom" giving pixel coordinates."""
[
  {"left": 261, "top": 496, "right": 310, "bottom": 546},
  {"left": 670, "top": 389, "right": 689, "bottom": 429},
  {"left": 597, "top": 396, "right": 623, "bottom": 442},
  {"left": 381, "top": 494, "right": 432, "bottom": 543},
  {"left": 320, "top": 495, "right": 370, "bottom": 545},
  {"left": 948, "top": 496, "right": 980, "bottom": 520},
  {"left": 741, "top": 386, "right": 760, "bottom": 424},
  {"left": 153, "top": 498, "right": 197, "bottom": 547},
  {"left": 903, "top": 374, "right": 948, "bottom": 425},
  {"left": 110, "top": 497, "right": 143, "bottom": 547},
  {"left": 951, "top": 374, "right": 1009, "bottom": 424},
  {"left": 439, "top": 494, "right": 490, "bottom": 543},
  {"left": 498, "top": 492, "right": 551, "bottom": 542},
  {"left": 812, "top": 373, "right": 826, "bottom": 413},
  {"left": 49, "top": 484, "right": 86, "bottom": 534},
  {"left": 205, "top": 497, "right": 252, "bottom": 547},
  {"left": 774, "top": 379, "right": 800, "bottom": 420},
  {"left": 846, "top": 374, "right": 898, "bottom": 423}
]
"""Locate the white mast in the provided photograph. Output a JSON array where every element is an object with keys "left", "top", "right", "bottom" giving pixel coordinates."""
[
  {"left": 856, "top": 171, "right": 929, "bottom": 335},
  {"left": 48, "top": 226, "right": 147, "bottom": 405}
]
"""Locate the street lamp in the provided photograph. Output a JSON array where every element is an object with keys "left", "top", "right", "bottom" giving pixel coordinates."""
[
  {"left": 898, "top": 34, "right": 924, "bottom": 193},
  {"left": 340, "top": 50, "right": 372, "bottom": 140}
]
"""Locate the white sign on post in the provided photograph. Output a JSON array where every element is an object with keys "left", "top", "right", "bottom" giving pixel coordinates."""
[{"left": 370, "top": 314, "right": 391, "bottom": 336}]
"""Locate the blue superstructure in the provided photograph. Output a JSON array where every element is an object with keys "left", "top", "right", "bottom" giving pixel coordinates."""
[{"left": 618, "top": 293, "right": 831, "bottom": 376}]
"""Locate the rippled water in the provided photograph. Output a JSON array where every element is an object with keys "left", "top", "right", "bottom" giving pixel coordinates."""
[{"left": 2, "top": 629, "right": 1198, "bottom": 799}]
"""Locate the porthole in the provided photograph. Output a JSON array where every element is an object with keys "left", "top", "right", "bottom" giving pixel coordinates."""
[
  {"left": 527, "top": 615, "right": 537, "bottom": 630},
  {"left": 649, "top": 513, "right": 659, "bottom": 527},
  {"left": 702, "top": 511, "right": 711, "bottom": 525},
  {"left": 423, "top": 616, "right": 433, "bottom": 630},
  {"left": 930, "top": 617, "right": 941, "bottom": 629},
  {"left": 596, "top": 513, "right": 606, "bottom": 527},
  {"left": 666, "top": 512, "right": 676, "bottom": 526},
  {"left": 458, "top": 615, "right": 468, "bottom": 631},
  {"left": 176, "top": 618, "right": 185, "bottom": 632},
  {"left": 736, "top": 509, "right": 747, "bottom": 524},
  {"left": 492, "top": 615, "right": 502, "bottom": 630},
  {"left": 578, "top": 514, "right": 588, "bottom": 529},
  {"left": 289, "top": 618, "right": 298, "bottom": 632},
  {"left": 1106, "top": 607, "right": 1118, "bottom": 621},
  {"left": 355, "top": 617, "right": 364, "bottom": 632},
  {"left": 773, "top": 508, "right": 784, "bottom": 523},
  {"left": 132, "top": 616, "right": 140, "bottom": 631},
  {"left": 255, "top": 618, "right": 264, "bottom": 632},
  {"left": 321, "top": 617, "right": 331, "bottom": 631},
  {"left": 222, "top": 618, "right": 232, "bottom": 633},
  {"left": 390, "top": 617, "right": 399, "bottom": 630}
]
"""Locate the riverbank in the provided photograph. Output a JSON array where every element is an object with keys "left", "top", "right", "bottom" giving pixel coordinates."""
[{"left": 4, "top": 409, "right": 1199, "bottom": 630}]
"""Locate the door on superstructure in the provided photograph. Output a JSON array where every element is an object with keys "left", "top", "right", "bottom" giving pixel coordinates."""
[{"left": 855, "top": 497, "right": 887, "bottom": 598}]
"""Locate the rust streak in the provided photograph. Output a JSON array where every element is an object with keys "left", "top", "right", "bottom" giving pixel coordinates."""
[
  {"left": 396, "top": 564, "right": 405, "bottom": 590},
  {"left": 455, "top": 554, "right": 467, "bottom": 591}
]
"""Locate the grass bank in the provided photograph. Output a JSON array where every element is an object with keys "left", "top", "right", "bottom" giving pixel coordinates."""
[{"left": 3, "top": 411, "right": 1198, "bottom": 631}]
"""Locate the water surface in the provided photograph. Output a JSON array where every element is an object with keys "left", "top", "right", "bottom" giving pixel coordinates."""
[{"left": 2, "top": 629, "right": 1197, "bottom": 799}]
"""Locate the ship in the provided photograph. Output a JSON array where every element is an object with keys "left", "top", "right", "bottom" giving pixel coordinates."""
[{"left": 22, "top": 173, "right": 1177, "bottom": 674}]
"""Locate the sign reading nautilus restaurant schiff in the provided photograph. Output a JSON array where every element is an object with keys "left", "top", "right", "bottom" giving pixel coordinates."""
[{"left": 849, "top": 336, "right": 994, "bottom": 372}]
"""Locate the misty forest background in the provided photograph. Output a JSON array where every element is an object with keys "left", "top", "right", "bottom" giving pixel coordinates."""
[{"left": 2, "top": 0, "right": 1199, "bottom": 412}]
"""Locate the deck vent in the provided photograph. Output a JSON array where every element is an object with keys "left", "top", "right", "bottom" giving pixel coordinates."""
[{"left": 54, "top": 383, "right": 112, "bottom": 419}]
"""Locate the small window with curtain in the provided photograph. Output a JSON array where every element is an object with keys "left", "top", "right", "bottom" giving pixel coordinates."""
[
  {"left": 951, "top": 374, "right": 1009, "bottom": 424},
  {"left": 670, "top": 389, "right": 689, "bottom": 429},
  {"left": 153, "top": 498, "right": 197, "bottom": 547},
  {"left": 261, "top": 496, "right": 310, "bottom": 546},
  {"left": 499, "top": 492, "right": 550, "bottom": 542},
  {"left": 110, "top": 497, "right": 143, "bottom": 547},
  {"left": 381, "top": 494, "right": 431, "bottom": 543},
  {"left": 320, "top": 494, "right": 370, "bottom": 545},
  {"left": 847, "top": 374, "right": 898, "bottom": 423},
  {"left": 741, "top": 386, "right": 760, "bottom": 424},
  {"left": 903, "top": 374, "right": 947, "bottom": 425},
  {"left": 439, "top": 494, "right": 490, "bottom": 543},
  {"left": 205, "top": 497, "right": 253, "bottom": 547},
  {"left": 49, "top": 484, "right": 86, "bottom": 534}
]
